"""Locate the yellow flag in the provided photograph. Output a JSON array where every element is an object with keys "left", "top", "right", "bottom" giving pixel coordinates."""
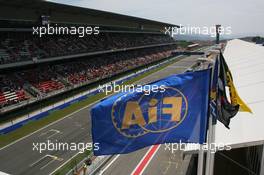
[{"left": 227, "top": 72, "right": 252, "bottom": 113}]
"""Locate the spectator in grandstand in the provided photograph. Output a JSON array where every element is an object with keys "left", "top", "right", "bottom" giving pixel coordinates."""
[{"left": 0, "top": 32, "right": 174, "bottom": 64}]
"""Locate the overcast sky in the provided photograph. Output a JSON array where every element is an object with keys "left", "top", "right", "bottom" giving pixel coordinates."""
[{"left": 48, "top": 0, "right": 264, "bottom": 37}]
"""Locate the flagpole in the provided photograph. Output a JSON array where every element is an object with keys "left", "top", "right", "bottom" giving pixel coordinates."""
[
  {"left": 209, "top": 124, "right": 216, "bottom": 175},
  {"left": 205, "top": 51, "right": 219, "bottom": 175},
  {"left": 205, "top": 113, "right": 213, "bottom": 175},
  {"left": 197, "top": 144, "right": 204, "bottom": 175},
  {"left": 198, "top": 49, "right": 218, "bottom": 175},
  {"left": 208, "top": 52, "right": 221, "bottom": 175}
]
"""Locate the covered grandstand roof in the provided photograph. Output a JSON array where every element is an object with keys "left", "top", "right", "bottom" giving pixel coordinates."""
[
  {"left": 0, "top": 0, "right": 178, "bottom": 31},
  {"left": 215, "top": 39, "right": 264, "bottom": 148},
  {"left": 184, "top": 39, "right": 264, "bottom": 153}
]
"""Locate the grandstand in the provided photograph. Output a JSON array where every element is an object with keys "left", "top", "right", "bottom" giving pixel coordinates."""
[
  {"left": 0, "top": 0, "right": 178, "bottom": 115},
  {"left": 0, "top": 32, "right": 175, "bottom": 65}
]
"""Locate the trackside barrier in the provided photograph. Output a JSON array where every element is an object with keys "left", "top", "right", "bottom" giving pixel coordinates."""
[{"left": 0, "top": 55, "right": 182, "bottom": 135}]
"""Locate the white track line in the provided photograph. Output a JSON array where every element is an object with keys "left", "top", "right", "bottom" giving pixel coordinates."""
[{"left": 98, "top": 155, "right": 120, "bottom": 175}]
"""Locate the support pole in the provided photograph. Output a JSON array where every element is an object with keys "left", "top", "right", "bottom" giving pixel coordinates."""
[
  {"left": 205, "top": 114, "right": 213, "bottom": 175},
  {"left": 205, "top": 53, "right": 219, "bottom": 175},
  {"left": 197, "top": 144, "right": 204, "bottom": 175},
  {"left": 209, "top": 124, "right": 216, "bottom": 175}
]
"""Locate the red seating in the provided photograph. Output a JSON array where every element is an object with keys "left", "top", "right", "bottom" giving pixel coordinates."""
[
  {"left": 0, "top": 92, "right": 6, "bottom": 105},
  {"left": 35, "top": 80, "right": 64, "bottom": 93},
  {"left": 0, "top": 90, "right": 28, "bottom": 106},
  {"left": 68, "top": 74, "right": 88, "bottom": 84}
]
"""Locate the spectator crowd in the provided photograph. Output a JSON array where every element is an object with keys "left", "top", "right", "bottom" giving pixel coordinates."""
[
  {"left": 0, "top": 32, "right": 175, "bottom": 64},
  {"left": 0, "top": 30, "right": 177, "bottom": 109}
]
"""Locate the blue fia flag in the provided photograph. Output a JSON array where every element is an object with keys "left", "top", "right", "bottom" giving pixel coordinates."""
[{"left": 91, "top": 69, "right": 211, "bottom": 156}]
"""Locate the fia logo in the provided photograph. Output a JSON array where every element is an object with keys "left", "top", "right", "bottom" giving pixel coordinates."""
[{"left": 111, "top": 87, "right": 188, "bottom": 138}]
